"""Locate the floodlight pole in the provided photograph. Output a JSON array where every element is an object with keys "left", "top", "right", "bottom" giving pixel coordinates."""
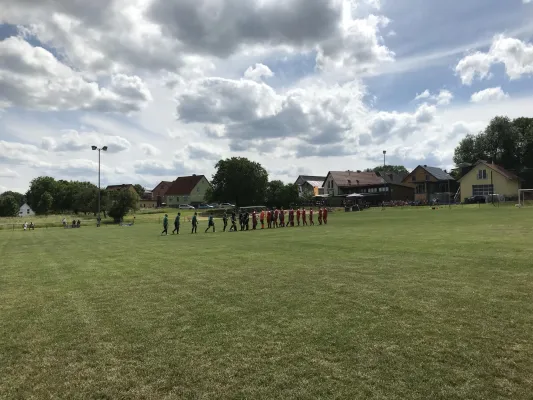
[
  {"left": 92, "top": 145, "right": 108, "bottom": 226},
  {"left": 383, "top": 150, "right": 386, "bottom": 168}
]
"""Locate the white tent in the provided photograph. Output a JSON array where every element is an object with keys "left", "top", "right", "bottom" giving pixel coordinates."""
[{"left": 346, "top": 193, "right": 364, "bottom": 198}]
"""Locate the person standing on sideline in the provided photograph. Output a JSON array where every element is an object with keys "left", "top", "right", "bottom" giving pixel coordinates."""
[
  {"left": 245, "top": 212, "right": 250, "bottom": 231},
  {"left": 222, "top": 211, "right": 228, "bottom": 232},
  {"left": 323, "top": 207, "right": 328, "bottom": 225},
  {"left": 260, "top": 209, "right": 265, "bottom": 229},
  {"left": 309, "top": 208, "right": 314, "bottom": 225},
  {"left": 230, "top": 211, "right": 238, "bottom": 232},
  {"left": 266, "top": 209, "right": 272, "bottom": 228},
  {"left": 191, "top": 212, "right": 198, "bottom": 234},
  {"left": 302, "top": 208, "right": 308, "bottom": 226},
  {"left": 172, "top": 212, "right": 181, "bottom": 234},
  {"left": 161, "top": 214, "right": 169, "bottom": 235},
  {"left": 318, "top": 208, "right": 323, "bottom": 225},
  {"left": 252, "top": 209, "right": 258, "bottom": 230},
  {"left": 296, "top": 208, "right": 301, "bottom": 226},
  {"left": 205, "top": 213, "right": 215, "bottom": 233},
  {"left": 279, "top": 207, "right": 285, "bottom": 227},
  {"left": 273, "top": 208, "right": 279, "bottom": 228}
]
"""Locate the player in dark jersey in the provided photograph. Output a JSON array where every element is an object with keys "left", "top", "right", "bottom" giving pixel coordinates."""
[{"left": 222, "top": 212, "right": 228, "bottom": 232}]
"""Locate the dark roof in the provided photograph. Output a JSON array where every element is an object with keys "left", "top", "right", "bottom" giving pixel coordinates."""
[
  {"left": 152, "top": 181, "right": 172, "bottom": 192},
  {"left": 329, "top": 171, "right": 385, "bottom": 187},
  {"left": 165, "top": 175, "right": 205, "bottom": 196},
  {"left": 420, "top": 166, "right": 454, "bottom": 181},
  {"left": 377, "top": 171, "right": 409, "bottom": 185},
  {"left": 299, "top": 175, "right": 327, "bottom": 182},
  {"left": 106, "top": 184, "right": 133, "bottom": 191}
]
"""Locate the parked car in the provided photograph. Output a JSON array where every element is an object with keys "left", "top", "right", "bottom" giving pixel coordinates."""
[
  {"left": 465, "top": 195, "right": 486, "bottom": 204},
  {"left": 197, "top": 204, "right": 214, "bottom": 209},
  {"left": 178, "top": 204, "right": 196, "bottom": 209},
  {"left": 220, "top": 203, "right": 235, "bottom": 208}
]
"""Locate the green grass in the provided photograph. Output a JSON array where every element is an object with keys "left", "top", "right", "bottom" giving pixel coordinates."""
[{"left": 1, "top": 206, "right": 532, "bottom": 399}]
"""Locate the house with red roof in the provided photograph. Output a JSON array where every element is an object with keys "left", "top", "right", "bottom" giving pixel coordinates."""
[{"left": 163, "top": 175, "right": 212, "bottom": 207}]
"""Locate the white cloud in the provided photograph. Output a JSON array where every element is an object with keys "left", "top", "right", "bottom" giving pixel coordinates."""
[
  {"left": 470, "top": 87, "right": 509, "bottom": 103},
  {"left": 0, "top": 140, "right": 42, "bottom": 165},
  {"left": 244, "top": 63, "right": 274, "bottom": 82},
  {"left": 139, "top": 143, "right": 161, "bottom": 156},
  {"left": 414, "top": 89, "right": 453, "bottom": 105},
  {"left": 456, "top": 35, "right": 533, "bottom": 84},
  {"left": 0, "top": 168, "right": 20, "bottom": 178},
  {"left": 41, "top": 130, "right": 131, "bottom": 153},
  {"left": 0, "top": 37, "right": 152, "bottom": 112}
]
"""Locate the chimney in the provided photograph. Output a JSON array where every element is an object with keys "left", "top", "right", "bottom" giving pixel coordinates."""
[{"left": 424, "top": 165, "right": 427, "bottom": 167}]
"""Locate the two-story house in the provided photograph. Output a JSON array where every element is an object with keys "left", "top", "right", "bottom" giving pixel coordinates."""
[
  {"left": 402, "top": 165, "right": 456, "bottom": 203},
  {"left": 164, "top": 175, "right": 212, "bottom": 207}
]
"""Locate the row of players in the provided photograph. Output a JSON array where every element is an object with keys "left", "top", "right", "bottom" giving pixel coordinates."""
[{"left": 161, "top": 207, "right": 329, "bottom": 235}]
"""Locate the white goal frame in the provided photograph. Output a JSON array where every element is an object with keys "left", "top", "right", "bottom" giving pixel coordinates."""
[{"left": 518, "top": 189, "right": 533, "bottom": 207}]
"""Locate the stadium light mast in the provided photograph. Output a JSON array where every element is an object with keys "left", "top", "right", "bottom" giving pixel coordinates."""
[
  {"left": 383, "top": 150, "right": 386, "bottom": 168},
  {"left": 92, "top": 145, "right": 108, "bottom": 226}
]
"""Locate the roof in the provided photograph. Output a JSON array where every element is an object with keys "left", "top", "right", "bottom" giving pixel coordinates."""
[
  {"left": 165, "top": 175, "right": 206, "bottom": 196},
  {"left": 420, "top": 166, "right": 454, "bottom": 181},
  {"left": 306, "top": 180, "right": 325, "bottom": 188},
  {"left": 328, "top": 171, "right": 385, "bottom": 187},
  {"left": 153, "top": 181, "right": 172, "bottom": 190},
  {"left": 296, "top": 175, "right": 327, "bottom": 186},
  {"left": 106, "top": 184, "right": 133, "bottom": 191},
  {"left": 459, "top": 161, "right": 520, "bottom": 181},
  {"left": 378, "top": 171, "right": 409, "bottom": 185}
]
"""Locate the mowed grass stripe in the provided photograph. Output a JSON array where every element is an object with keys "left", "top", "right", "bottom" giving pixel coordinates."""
[{"left": 0, "top": 207, "right": 532, "bottom": 399}]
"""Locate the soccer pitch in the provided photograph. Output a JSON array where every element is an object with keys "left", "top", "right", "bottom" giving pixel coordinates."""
[{"left": 1, "top": 207, "right": 532, "bottom": 399}]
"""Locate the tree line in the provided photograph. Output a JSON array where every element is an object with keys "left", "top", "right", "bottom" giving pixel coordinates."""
[{"left": 0, "top": 177, "right": 142, "bottom": 220}]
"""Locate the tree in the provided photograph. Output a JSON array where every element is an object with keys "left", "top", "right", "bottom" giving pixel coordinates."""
[
  {"left": 36, "top": 191, "right": 54, "bottom": 215},
  {"left": 0, "top": 191, "right": 25, "bottom": 207},
  {"left": 209, "top": 157, "right": 269, "bottom": 207},
  {"left": 108, "top": 189, "right": 139, "bottom": 222},
  {"left": 371, "top": 165, "right": 409, "bottom": 175},
  {"left": 26, "top": 177, "right": 58, "bottom": 211},
  {"left": 133, "top": 184, "right": 145, "bottom": 198},
  {"left": 265, "top": 180, "right": 285, "bottom": 208},
  {"left": 0, "top": 195, "right": 19, "bottom": 217}
]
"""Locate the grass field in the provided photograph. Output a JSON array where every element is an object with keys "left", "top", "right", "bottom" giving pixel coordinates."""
[{"left": 1, "top": 206, "right": 533, "bottom": 399}]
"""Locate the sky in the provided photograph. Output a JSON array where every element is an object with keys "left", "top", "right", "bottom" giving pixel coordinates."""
[{"left": 1, "top": 0, "right": 533, "bottom": 193}]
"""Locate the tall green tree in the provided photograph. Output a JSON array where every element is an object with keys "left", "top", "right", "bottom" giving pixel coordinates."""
[
  {"left": 265, "top": 181, "right": 300, "bottom": 208},
  {"left": 36, "top": 191, "right": 54, "bottom": 215},
  {"left": 108, "top": 189, "right": 139, "bottom": 222},
  {"left": 133, "top": 184, "right": 145, "bottom": 198},
  {"left": 208, "top": 157, "right": 268, "bottom": 207},
  {"left": 26, "top": 177, "right": 58, "bottom": 211},
  {"left": 0, "top": 191, "right": 25, "bottom": 207},
  {"left": 0, "top": 195, "right": 19, "bottom": 217}
]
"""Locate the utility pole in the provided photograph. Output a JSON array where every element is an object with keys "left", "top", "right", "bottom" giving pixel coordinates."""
[{"left": 92, "top": 145, "right": 108, "bottom": 226}]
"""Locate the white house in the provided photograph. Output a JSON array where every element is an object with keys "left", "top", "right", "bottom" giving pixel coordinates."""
[{"left": 19, "top": 203, "right": 35, "bottom": 217}]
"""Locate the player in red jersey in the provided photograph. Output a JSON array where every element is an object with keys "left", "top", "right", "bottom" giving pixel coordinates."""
[
  {"left": 279, "top": 207, "right": 285, "bottom": 227},
  {"left": 296, "top": 208, "right": 301, "bottom": 226},
  {"left": 309, "top": 208, "right": 314, "bottom": 225},
  {"left": 318, "top": 208, "right": 323, "bottom": 225},
  {"left": 266, "top": 209, "right": 272, "bottom": 228},
  {"left": 302, "top": 208, "right": 307, "bottom": 226}
]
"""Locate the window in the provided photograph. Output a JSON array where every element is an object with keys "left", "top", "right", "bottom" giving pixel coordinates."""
[
  {"left": 477, "top": 169, "right": 487, "bottom": 180},
  {"left": 27, "top": 209, "right": 30, "bottom": 214},
  {"left": 472, "top": 184, "right": 493, "bottom": 196},
  {"left": 411, "top": 175, "right": 416, "bottom": 182},
  {"left": 416, "top": 183, "right": 425, "bottom": 194},
  {"left": 425, "top": 174, "right": 430, "bottom": 181}
]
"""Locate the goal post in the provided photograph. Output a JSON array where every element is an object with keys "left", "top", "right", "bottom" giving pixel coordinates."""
[{"left": 518, "top": 189, "right": 533, "bottom": 207}]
